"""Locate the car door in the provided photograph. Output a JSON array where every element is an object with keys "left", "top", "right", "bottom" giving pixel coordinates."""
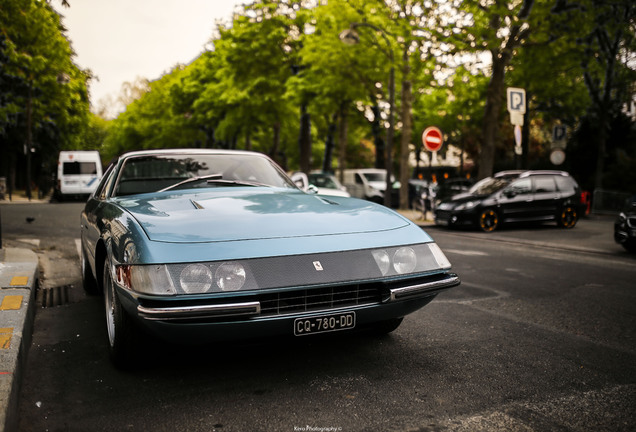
[
  {"left": 498, "top": 178, "right": 533, "bottom": 222},
  {"left": 531, "top": 175, "right": 560, "bottom": 220}
]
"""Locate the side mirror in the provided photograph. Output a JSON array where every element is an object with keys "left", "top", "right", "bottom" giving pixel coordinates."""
[{"left": 290, "top": 172, "right": 309, "bottom": 190}]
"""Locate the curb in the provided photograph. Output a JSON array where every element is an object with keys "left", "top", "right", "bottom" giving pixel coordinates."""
[{"left": 0, "top": 248, "right": 38, "bottom": 432}]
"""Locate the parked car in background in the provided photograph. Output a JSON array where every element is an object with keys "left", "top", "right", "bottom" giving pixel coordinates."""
[
  {"left": 54, "top": 151, "right": 103, "bottom": 200},
  {"left": 614, "top": 194, "right": 636, "bottom": 252},
  {"left": 80, "top": 149, "right": 460, "bottom": 368},
  {"left": 433, "top": 178, "right": 474, "bottom": 208},
  {"left": 343, "top": 168, "right": 400, "bottom": 206},
  {"left": 435, "top": 170, "right": 583, "bottom": 232},
  {"left": 308, "top": 171, "right": 350, "bottom": 197}
]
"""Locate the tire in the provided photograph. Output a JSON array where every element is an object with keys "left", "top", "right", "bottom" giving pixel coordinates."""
[
  {"left": 558, "top": 205, "right": 578, "bottom": 229},
  {"left": 622, "top": 239, "right": 636, "bottom": 253},
  {"left": 478, "top": 209, "right": 499, "bottom": 232},
  {"left": 103, "top": 259, "right": 139, "bottom": 368},
  {"left": 372, "top": 317, "right": 403, "bottom": 335},
  {"left": 81, "top": 245, "right": 99, "bottom": 294}
]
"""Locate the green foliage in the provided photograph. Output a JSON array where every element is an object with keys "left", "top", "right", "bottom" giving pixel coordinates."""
[
  {"left": 0, "top": 0, "right": 91, "bottom": 190},
  {"left": 98, "top": 0, "right": 633, "bottom": 192}
]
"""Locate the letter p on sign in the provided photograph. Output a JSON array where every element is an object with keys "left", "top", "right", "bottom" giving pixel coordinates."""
[{"left": 507, "top": 87, "right": 526, "bottom": 114}]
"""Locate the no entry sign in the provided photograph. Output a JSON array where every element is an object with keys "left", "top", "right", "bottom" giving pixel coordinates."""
[{"left": 422, "top": 126, "right": 443, "bottom": 152}]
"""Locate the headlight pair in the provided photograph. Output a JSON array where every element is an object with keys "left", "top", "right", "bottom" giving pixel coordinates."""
[
  {"left": 179, "top": 262, "right": 246, "bottom": 293},
  {"left": 371, "top": 243, "right": 451, "bottom": 276},
  {"left": 114, "top": 261, "right": 247, "bottom": 295}
]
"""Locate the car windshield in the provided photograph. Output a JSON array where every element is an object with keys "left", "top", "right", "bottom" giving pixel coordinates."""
[
  {"left": 114, "top": 153, "right": 295, "bottom": 196},
  {"left": 364, "top": 173, "right": 389, "bottom": 182},
  {"left": 469, "top": 177, "right": 511, "bottom": 195}
]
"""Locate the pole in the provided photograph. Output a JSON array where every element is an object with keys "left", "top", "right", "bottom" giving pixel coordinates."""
[
  {"left": 384, "top": 66, "right": 395, "bottom": 208},
  {"left": 26, "top": 86, "right": 32, "bottom": 201}
]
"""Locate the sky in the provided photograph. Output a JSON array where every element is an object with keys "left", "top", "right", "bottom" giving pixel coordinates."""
[{"left": 56, "top": 0, "right": 245, "bottom": 117}]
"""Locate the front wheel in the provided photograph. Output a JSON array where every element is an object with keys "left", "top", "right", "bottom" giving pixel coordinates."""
[
  {"left": 558, "top": 205, "right": 578, "bottom": 229},
  {"left": 621, "top": 239, "right": 636, "bottom": 253},
  {"left": 478, "top": 209, "right": 499, "bottom": 232},
  {"left": 103, "top": 259, "right": 139, "bottom": 368}
]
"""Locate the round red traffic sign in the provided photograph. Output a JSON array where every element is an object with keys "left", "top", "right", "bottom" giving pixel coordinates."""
[{"left": 422, "top": 126, "right": 443, "bottom": 152}]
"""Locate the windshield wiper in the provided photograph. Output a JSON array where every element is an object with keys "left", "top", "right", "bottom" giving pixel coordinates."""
[
  {"left": 159, "top": 174, "right": 223, "bottom": 192},
  {"left": 160, "top": 174, "right": 269, "bottom": 192}
]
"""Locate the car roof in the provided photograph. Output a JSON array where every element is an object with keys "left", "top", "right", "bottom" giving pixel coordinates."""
[
  {"left": 118, "top": 148, "right": 264, "bottom": 160},
  {"left": 494, "top": 170, "right": 570, "bottom": 179}
]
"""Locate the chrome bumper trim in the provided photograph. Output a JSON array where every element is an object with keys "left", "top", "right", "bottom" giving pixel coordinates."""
[
  {"left": 387, "top": 273, "right": 460, "bottom": 302},
  {"left": 138, "top": 301, "right": 261, "bottom": 321}
]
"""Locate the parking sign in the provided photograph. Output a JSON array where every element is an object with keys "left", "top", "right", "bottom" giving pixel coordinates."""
[{"left": 507, "top": 87, "right": 526, "bottom": 114}]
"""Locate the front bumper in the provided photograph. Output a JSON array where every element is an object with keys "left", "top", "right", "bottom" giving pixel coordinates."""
[
  {"left": 434, "top": 209, "right": 476, "bottom": 227},
  {"left": 120, "top": 272, "right": 460, "bottom": 343}
]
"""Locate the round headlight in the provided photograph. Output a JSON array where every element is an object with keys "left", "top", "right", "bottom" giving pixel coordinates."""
[
  {"left": 393, "top": 247, "right": 417, "bottom": 274},
  {"left": 215, "top": 262, "right": 246, "bottom": 292},
  {"left": 179, "top": 264, "right": 212, "bottom": 293},
  {"left": 372, "top": 250, "right": 391, "bottom": 276}
]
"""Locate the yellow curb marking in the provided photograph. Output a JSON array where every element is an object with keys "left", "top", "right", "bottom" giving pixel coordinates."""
[
  {"left": 0, "top": 296, "right": 23, "bottom": 311},
  {"left": 0, "top": 328, "right": 13, "bottom": 349},
  {"left": 10, "top": 276, "right": 29, "bottom": 286}
]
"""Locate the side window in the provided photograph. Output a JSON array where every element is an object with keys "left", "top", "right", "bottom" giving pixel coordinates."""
[
  {"left": 507, "top": 178, "right": 532, "bottom": 195},
  {"left": 355, "top": 174, "right": 363, "bottom": 185},
  {"left": 555, "top": 176, "right": 575, "bottom": 194},
  {"left": 534, "top": 176, "right": 557, "bottom": 193}
]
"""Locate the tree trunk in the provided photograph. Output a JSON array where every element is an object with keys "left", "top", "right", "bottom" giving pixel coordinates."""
[
  {"left": 337, "top": 103, "right": 348, "bottom": 184},
  {"left": 270, "top": 121, "right": 281, "bottom": 165},
  {"left": 478, "top": 50, "right": 507, "bottom": 180},
  {"left": 399, "top": 48, "right": 413, "bottom": 210},
  {"left": 371, "top": 104, "right": 385, "bottom": 169},
  {"left": 322, "top": 113, "right": 337, "bottom": 172},
  {"left": 299, "top": 104, "right": 311, "bottom": 174}
]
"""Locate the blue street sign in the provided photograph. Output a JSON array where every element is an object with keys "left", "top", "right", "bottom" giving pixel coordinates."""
[{"left": 553, "top": 125, "right": 567, "bottom": 142}]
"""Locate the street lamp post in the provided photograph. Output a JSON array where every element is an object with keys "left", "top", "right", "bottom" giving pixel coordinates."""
[{"left": 340, "top": 24, "right": 395, "bottom": 207}]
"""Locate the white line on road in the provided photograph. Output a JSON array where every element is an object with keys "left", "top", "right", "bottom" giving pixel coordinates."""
[{"left": 444, "top": 249, "right": 488, "bottom": 256}]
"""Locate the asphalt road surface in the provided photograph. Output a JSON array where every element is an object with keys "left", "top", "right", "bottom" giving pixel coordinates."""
[{"left": 1, "top": 202, "right": 634, "bottom": 432}]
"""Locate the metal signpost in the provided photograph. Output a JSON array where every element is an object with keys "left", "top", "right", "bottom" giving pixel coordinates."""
[
  {"left": 507, "top": 87, "right": 526, "bottom": 158},
  {"left": 550, "top": 124, "right": 568, "bottom": 165}
]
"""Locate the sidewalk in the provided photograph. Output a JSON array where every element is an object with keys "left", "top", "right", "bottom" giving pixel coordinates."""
[
  {"left": 397, "top": 208, "right": 435, "bottom": 227},
  {"left": 0, "top": 247, "right": 39, "bottom": 432}
]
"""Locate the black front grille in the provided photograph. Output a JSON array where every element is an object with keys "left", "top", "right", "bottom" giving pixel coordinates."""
[{"left": 259, "top": 284, "right": 382, "bottom": 316}]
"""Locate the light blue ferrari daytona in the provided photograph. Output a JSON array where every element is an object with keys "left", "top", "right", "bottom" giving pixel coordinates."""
[{"left": 80, "top": 149, "right": 460, "bottom": 367}]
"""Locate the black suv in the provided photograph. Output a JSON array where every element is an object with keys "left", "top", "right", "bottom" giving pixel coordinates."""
[
  {"left": 614, "top": 195, "right": 636, "bottom": 253},
  {"left": 434, "top": 170, "right": 583, "bottom": 232}
]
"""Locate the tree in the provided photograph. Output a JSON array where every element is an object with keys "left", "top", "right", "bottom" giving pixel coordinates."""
[
  {"left": 0, "top": 0, "right": 91, "bottom": 196},
  {"left": 571, "top": 0, "right": 636, "bottom": 188}
]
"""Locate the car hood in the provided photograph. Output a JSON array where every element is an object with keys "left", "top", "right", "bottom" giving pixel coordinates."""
[
  {"left": 440, "top": 192, "right": 483, "bottom": 204},
  {"left": 115, "top": 188, "right": 409, "bottom": 243}
]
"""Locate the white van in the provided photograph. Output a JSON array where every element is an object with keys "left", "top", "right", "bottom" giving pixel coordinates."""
[
  {"left": 55, "top": 151, "right": 103, "bottom": 200},
  {"left": 342, "top": 168, "right": 400, "bottom": 205}
]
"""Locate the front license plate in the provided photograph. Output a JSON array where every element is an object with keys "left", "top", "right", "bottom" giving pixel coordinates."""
[{"left": 294, "top": 312, "right": 356, "bottom": 336}]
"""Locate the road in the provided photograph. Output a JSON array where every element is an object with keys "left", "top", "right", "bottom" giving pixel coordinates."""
[{"left": 1, "top": 202, "right": 635, "bottom": 431}]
